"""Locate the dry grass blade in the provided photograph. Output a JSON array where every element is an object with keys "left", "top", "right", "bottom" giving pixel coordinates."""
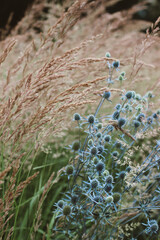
[
  {"left": 0, "top": 40, "right": 16, "bottom": 65},
  {"left": 0, "top": 167, "right": 12, "bottom": 180}
]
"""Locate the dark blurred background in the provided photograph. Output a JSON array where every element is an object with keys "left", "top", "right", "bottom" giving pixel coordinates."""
[
  {"left": 0, "top": 0, "right": 34, "bottom": 29},
  {"left": 0, "top": 0, "right": 160, "bottom": 39}
]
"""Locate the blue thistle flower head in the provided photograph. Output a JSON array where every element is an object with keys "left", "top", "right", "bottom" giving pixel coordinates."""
[
  {"left": 96, "top": 132, "right": 102, "bottom": 138},
  {"left": 137, "top": 113, "right": 145, "bottom": 122},
  {"left": 120, "top": 71, "right": 125, "bottom": 77},
  {"left": 125, "top": 91, "right": 133, "bottom": 100},
  {"left": 97, "top": 123, "right": 103, "bottom": 129},
  {"left": 57, "top": 200, "right": 64, "bottom": 208},
  {"left": 153, "top": 113, "right": 158, "bottom": 119},
  {"left": 147, "top": 116, "right": 153, "bottom": 125},
  {"left": 87, "top": 114, "right": 95, "bottom": 124},
  {"left": 115, "top": 103, "right": 121, "bottom": 110},
  {"left": 146, "top": 91, "right": 154, "bottom": 99},
  {"left": 135, "top": 93, "right": 141, "bottom": 101},
  {"left": 112, "top": 60, "right": 120, "bottom": 69},
  {"left": 105, "top": 52, "right": 111, "bottom": 58},
  {"left": 106, "top": 175, "right": 113, "bottom": 184},
  {"left": 91, "top": 179, "right": 99, "bottom": 189},
  {"left": 112, "top": 151, "right": 119, "bottom": 158},
  {"left": 73, "top": 113, "right": 81, "bottom": 121},
  {"left": 63, "top": 205, "right": 71, "bottom": 216},
  {"left": 96, "top": 161, "right": 105, "bottom": 173},
  {"left": 88, "top": 139, "right": 94, "bottom": 146},
  {"left": 112, "top": 110, "right": 120, "bottom": 120},
  {"left": 108, "top": 125, "right": 114, "bottom": 132},
  {"left": 118, "top": 75, "right": 124, "bottom": 81},
  {"left": 66, "top": 165, "right": 74, "bottom": 175},
  {"left": 93, "top": 157, "right": 98, "bottom": 165},
  {"left": 113, "top": 192, "right": 121, "bottom": 203},
  {"left": 72, "top": 141, "right": 80, "bottom": 151},
  {"left": 104, "top": 135, "right": 111, "bottom": 142},
  {"left": 133, "top": 120, "right": 141, "bottom": 128},
  {"left": 97, "top": 145, "right": 104, "bottom": 154},
  {"left": 157, "top": 110, "right": 160, "bottom": 115},
  {"left": 90, "top": 146, "right": 98, "bottom": 156},
  {"left": 103, "top": 91, "right": 111, "bottom": 100},
  {"left": 118, "top": 118, "right": 126, "bottom": 128},
  {"left": 118, "top": 171, "right": 126, "bottom": 179},
  {"left": 126, "top": 166, "right": 132, "bottom": 172},
  {"left": 115, "top": 141, "right": 122, "bottom": 149},
  {"left": 106, "top": 196, "right": 113, "bottom": 204},
  {"left": 104, "top": 183, "right": 113, "bottom": 193},
  {"left": 145, "top": 219, "right": 159, "bottom": 234}
]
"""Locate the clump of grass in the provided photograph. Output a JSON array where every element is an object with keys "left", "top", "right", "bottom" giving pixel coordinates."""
[{"left": 0, "top": 1, "right": 160, "bottom": 240}]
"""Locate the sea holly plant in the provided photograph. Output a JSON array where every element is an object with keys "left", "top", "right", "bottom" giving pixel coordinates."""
[{"left": 53, "top": 55, "right": 160, "bottom": 240}]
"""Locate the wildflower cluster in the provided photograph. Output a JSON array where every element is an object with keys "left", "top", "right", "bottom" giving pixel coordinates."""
[{"left": 53, "top": 54, "right": 160, "bottom": 239}]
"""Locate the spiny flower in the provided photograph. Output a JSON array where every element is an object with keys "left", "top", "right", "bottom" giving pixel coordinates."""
[
  {"left": 115, "top": 103, "right": 121, "bottom": 110},
  {"left": 126, "top": 166, "right": 132, "bottom": 172},
  {"left": 118, "top": 118, "right": 126, "bottom": 128},
  {"left": 147, "top": 116, "right": 153, "bottom": 124},
  {"left": 66, "top": 165, "right": 74, "bottom": 175},
  {"left": 73, "top": 113, "right": 81, "bottom": 121},
  {"left": 93, "top": 209, "right": 100, "bottom": 219},
  {"left": 112, "top": 151, "right": 119, "bottom": 158},
  {"left": 72, "top": 141, "right": 80, "bottom": 151},
  {"left": 149, "top": 220, "right": 159, "bottom": 233},
  {"left": 97, "top": 123, "right": 103, "bottom": 129},
  {"left": 88, "top": 139, "right": 94, "bottom": 146},
  {"left": 97, "top": 145, "right": 104, "bottom": 154},
  {"left": 153, "top": 113, "right": 158, "bottom": 119},
  {"left": 91, "top": 146, "right": 98, "bottom": 156},
  {"left": 113, "top": 193, "right": 121, "bottom": 203},
  {"left": 106, "top": 175, "right": 113, "bottom": 184},
  {"left": 57, "top": 200, "right": 64, "bottom": 208},
  {"left": 106, "top": 196, "right": 113, "bottom": 204},
  {"left": 93, "top": 157, "right": 98, "bottom": 165},
  {"left": 103, "top": 91, "right": 111, "bottom": 100},
  {"left": 133, "top": 120, "right": 141, "bottom": 128},
  {"left": 96, "top": 161, "right": 105, "bottom": 173},
  {"left": 118, "top": 171, "right": 126, "bottom": 179},
  {"left": 104, "top": 134, "right": 111, "bottom": 142},
  {"left": 87, "top": 115, "right": 95, "bottom": 124},
  {"left": 105, "top": 52, "right": 111, "bottom": 58},
  {"left": 115, "top": 141, "right": 122, "bottom": 148},
  {"left": 125, "top": 91, "right": 133, "bottom": 99},
  {"left": 104, "top": 183, "right": 113, "bottom": 193},
  {"left": 137, "top": 113, "right": 145, "bottom": 122},
  {"left": 96, "top": 132, "right": 102, "bottom": 138},
  {"left": 146, "top": 91, "right": 154, "bottom": 98},
  {"left": 120, "top": 71, "right": 125, "bottom": 77},
  {"left": 118, "top": 75, "right": 124, "bottom": 81},
  {"left": 135, "top": 93, "right": 141, "bottom": 100},
  {"left": 63, "top": 205, "right": 71, "bottom": 216},
  {"left": 112, "top": 110, "right": 120, "bottom": 120},
  {"left": 112, "top": 60, "right": 120, "bottom": 68},
  {"left": 91, "top": 179, "right": 99, "bottom": 189}
]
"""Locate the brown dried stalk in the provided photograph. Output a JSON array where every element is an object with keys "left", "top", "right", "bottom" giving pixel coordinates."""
[{"left": 108, "top": 120, "right": 136, "bottom": 142}]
